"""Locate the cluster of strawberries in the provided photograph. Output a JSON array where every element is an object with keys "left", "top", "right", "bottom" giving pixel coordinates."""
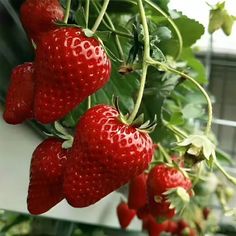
[
  {"left": 4, "top": 0, "right": 111, "bottom": 125},
  {"left": 117, "top": 166, "right": 195, "bottom": 236},
  {"left": 3, "top": 0, "right": 155, "bottom": 215},
  {"left": 3, "top": 2, "right": 195, "bottom": 235}
]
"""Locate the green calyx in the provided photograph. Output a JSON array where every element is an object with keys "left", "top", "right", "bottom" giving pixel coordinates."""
[
  {"left": 164, "top": 187, "right": 191, "bottom": 215},
  {"left": 113, "top": 96, "right": 157, "bottom": 133},
  {"left": 53, "top": 121, "right": 74, "bottom": 149}
]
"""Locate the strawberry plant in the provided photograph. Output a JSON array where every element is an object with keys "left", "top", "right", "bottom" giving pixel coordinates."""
[{"left": 1, "top": 0, "right": 236, "bottom": 235}]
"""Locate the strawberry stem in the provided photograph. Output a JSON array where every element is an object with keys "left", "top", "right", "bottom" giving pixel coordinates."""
[
  {"left": 127, "top": 0, "right": 150, "bottom": 124},
  {"left": 151, "top": 61, "right": 213, "bottom": 136},
  {"left": 158, "top": 143, "right": 172, "bottom": 164},
  {"left": 215, "top": 160, "right": 236, "bottom": 185},
  {"left": 85, "top": 0, "right": 90, "bottom": 28},
  {"left": 91, "top": 0, "right": 110, "bottom": 33},
  {"left": 93, "top": 1, "right": 125, "bottom": 61},
  {"left": 63, "top": 0, "right": 72, "bottom": 24},
  {"left": 144, "top": 0, "right": 183, "bottom": 60},
  {"left": 166, "top": 67, "right": 213, "bottom": 136}
]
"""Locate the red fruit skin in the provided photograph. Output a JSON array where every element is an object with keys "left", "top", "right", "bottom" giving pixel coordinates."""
[
  {"left": 27, "top": 138, "right": 69, "bottom": 215},
  {"left": 34, "top": 27, "right": 111, "bottom": 124},
  {"left": 117, "top": 202, "right": 136, "bottom": 229},
  {"left": 63, "top": 105, "right": 154, "bottom": 207},
  {"left": 144, "top": 216, "right": 168, "bottom": 236},
  {"left": 166, "top": 221, "right": 178, "bottom": 234},
  {"left": 137, "top": 204, "right": 150, "bottom": 220},
  {"left": 20, "top": 0, "right": 64, "bottom": 43},
  {"left": 128, "top": 173, "right": 148, "bottom": 210},
  {"left": 3, "top": 63, "right": 34, "bottom": 124},
  {"left": 147, "top": 164, "right": 192, "bottom": 219}
]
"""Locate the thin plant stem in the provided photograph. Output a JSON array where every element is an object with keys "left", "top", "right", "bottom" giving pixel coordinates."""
[
  {"left": 167, "top": 67, "right": 213, "bottom": 135},
  {"left": 215, "top": 160, "right": 236, "bottom": 185},
  {"left": 144, "top": 0, "right": 183, "bottom": 59},
  {"left": 150, "top": 60, "right": 213, "bottom": 135},
  {"left": 127, "top": 0, "right": 150, "bottom": 124},
  {"left": 91, "top": 0, "right": 110, "bottom": 33},
  {"left": 158, "top": 143, "right": 172, "bottom": 164},
  {"left": 87, "top": 96, "right": 92, "bottom": 109},
  {"left": 63, "top": 0, "right": 72, "bottom": 24},
  {"left": 93, "top": 1, "right": 125, "bottom": 61},
  {"left": 85, "top": 0, "right": 90, "bottom": 28}
]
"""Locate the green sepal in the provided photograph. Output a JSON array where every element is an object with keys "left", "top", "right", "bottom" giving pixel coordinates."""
[
  {"left": 53, "top": 122, "right": 74, "bottom": 148},
  {"left": 132, "top": 113, "right": 145, "bottom": 126},
  {"left": 164, "top": 187, "right": 191, "bottom": 215}
]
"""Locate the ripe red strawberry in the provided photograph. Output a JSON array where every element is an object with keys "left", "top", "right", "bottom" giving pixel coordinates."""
[
  {"left": 144, "top": 216, "right": 168, "bottom": 236},
  {"left": 166, "top": 220, "right": 178, "bottom": 234},
  {"left": 34, "top": 27, "right": 111, "bottom": 124},
  {"left": 147, "top": 164, "right": 192, "bottom": 219},
  {"left": 128, "top": 173, "right": 148, "bottom": 210},
  {"left": 20, "top": 0, "right": 64, "bottom": 43},
  {"left": 3, "top": 63, "right": 34, "bottom": 124},
  {"left": 117, "top": 202, "right": 136, "bottom": 229},
  {"left": 63, "top": 105, "right": 154, "bottom": 207},
  {"left": 27, "top": 138, "right": 69, "bottom": 214}
]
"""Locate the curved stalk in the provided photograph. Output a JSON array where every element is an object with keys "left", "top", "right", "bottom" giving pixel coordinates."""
[
  {"left": 85, "top": 0, "right": 90, "bottom": 28},
  {"left": 215, "top": 161, "right": 236, "bottom": 185},
  {"left": 158, "top": 143, "right": 172, "bottom": 164},
  {"left": 167, "top": 67, "right": 213, "bottom": 135},
  {"left": 91, "top": 0, "right": 110, "bottom": 33},
  {"left": 150, "top": 60, "right": 212, "bottom": 135},
  {"left": 127, "top": 0, "right": 150, "bottom": 124},
  {"left": 144, "top": 0, "right": 183, "bottom": 59},
  {"left": 63, "top": 0, "right": 72, "bottom": 24}
]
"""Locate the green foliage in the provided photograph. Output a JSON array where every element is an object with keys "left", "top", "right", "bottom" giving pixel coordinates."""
[{"left": 0, "top": 0, "right": 235, "bottom": 234}]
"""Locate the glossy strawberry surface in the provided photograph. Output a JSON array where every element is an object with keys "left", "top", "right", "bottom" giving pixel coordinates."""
[
  {"left": 147, "top": 164, "right": 192, "bottom": 219},
  {"left": 3, "top": 63, "right": 34, "bottom": 124},
  {"left": 117, "top": 202, "right": 136, "bottom": 229},
  {"left": 128, "top": 173, "right": 148, "bottom": 210},
  {"left": 20, "top": 0, "right": 64, "bottom": 43},
  {"left": 27, "top": 138, "right": 69, "bottom": 214},
  {"left": 63, "top": 105, "right": 154, "bottom": 207},
  {"left": 34, "top": 27, "right": 111, "bottom": 123}
]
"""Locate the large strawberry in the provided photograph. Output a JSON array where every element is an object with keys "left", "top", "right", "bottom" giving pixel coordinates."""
[
  {"left": 34, "top": 27, "right": 111, "bottom": 124},
  {"left": 27, "top": 138, "right": 69, "bottom": 214},
  {"left": 3, "top": 63, "right": 34, "bottom": 124},
  {"left": 147, "top": 164, "right": 192, "bottom": 219},
  {"left": 117, "top": 202, "right": 136, "bottom": 229},
  {"left": 20, "top": 0, "right": 64, "bottom": 43},
  {"left": 128, "top": 173, "right": 148, "bottom": 210},
  {"left": 63, "top": 105, "right": 154, "bottom": 207}
]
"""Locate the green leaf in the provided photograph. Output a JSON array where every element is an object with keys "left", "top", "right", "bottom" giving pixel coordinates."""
[
  {"left": 173, "top": 13, "right": 205, "bottom": 47},
  {"left": 74, "top": 6, "right": 86, "bottom": 28},
  {"left": 181, "top": 48, "right": 207, "bottom": 84},
  {"left": 169, "top": 112, "right": 184, "bottom": 125},
  {"left": 182, "top": 103, "right": 204, "bottom": 119}
]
